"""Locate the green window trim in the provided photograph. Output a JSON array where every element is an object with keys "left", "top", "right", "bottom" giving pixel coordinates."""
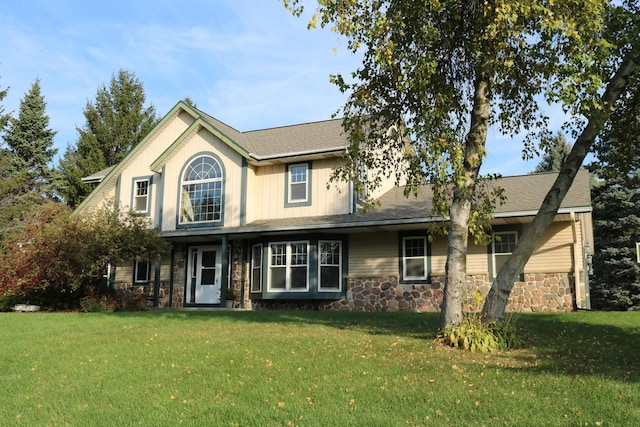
[
  {"left": 131, "top": 175, "right": 153, "bottom": 215},
  {"left": 398, "top": 232, "right": 431, "bottom": 284},
  {"left": 285, "top": 162, "right": 312, "bottom": 207}
]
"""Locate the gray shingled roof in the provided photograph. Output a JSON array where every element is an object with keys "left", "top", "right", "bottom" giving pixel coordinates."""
[
  {"left": 194, "top": 107, "right": 347, "bottom": 159},
  {"left": 238, "top": 169, "right": 592, "bottom": 233}
]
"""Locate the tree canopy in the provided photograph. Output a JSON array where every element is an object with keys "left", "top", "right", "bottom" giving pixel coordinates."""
[
  {"left": 58, "top": 70, "right": 158, "bottom": 206},
  {"left": 286, "top": 0, "right": 614, "bottom": 327}
]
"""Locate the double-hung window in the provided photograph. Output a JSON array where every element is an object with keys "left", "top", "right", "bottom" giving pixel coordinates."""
[
  {"left": 402, "top": 236, "right": 428, "bottom": 281},
  {"left": 180, "top": 155, "right": 223, "bottom": 225},
  {"left": 251, "top": 244, "right": 263, "bottom": 293},
  {"left": 268, "top": 241, "right": 309, "bottom": 291},
  {"left": 492, "top": 231, "right": 517, "bottom": 277},
  {"left": 286, "top": 163, "right": 310, "bottom": 205},
  {"left": 132, "top": 177, "right": 151, "bottom": 214},
  {"left": 134, "top": 259, "right": 150, "bottom": 283},
  {"left": 319, "top": 240, "right": 342, "bottom": 291}
]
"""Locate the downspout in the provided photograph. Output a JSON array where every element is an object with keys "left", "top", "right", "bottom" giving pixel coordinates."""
[
  {"left": 581, "top": 213, "right": 592, "bottom": 309},
  {"left": 570, "top": 212, "right": 583, "bottom": 309}
]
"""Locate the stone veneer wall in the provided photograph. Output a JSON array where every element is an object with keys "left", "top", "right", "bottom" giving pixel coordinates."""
[
  {"left": 254, "top": 272, "right": 576, "bottom": 313},
  {"left": 169, "top": 242, "right": 247, "bottom": 309},
  {"left": 171, "top": 247, "right": 187, "bottom": 308}
]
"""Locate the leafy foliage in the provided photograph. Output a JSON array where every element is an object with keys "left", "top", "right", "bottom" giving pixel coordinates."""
[
  {"left": 438, "top": 316, "right": 519, "bottom": 352},
  {"left": 438, "top": 290, "right": 520, "bottom": 352},
  {"left": 0, "top": 203, "right": 170, "bottom": 310},
  {"left": 58, "top": 70, "right": 158, "bottom": 206},
  {"left": 286, "top": 0, "right": 612, "bottom": 327}
]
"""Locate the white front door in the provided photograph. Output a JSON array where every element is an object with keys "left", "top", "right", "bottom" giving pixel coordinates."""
[{"left": 187, "top": 246, "right": 222, "bottom": 304}]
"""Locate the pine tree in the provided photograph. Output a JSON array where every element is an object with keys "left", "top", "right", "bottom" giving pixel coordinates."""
[
  {"left": 589, "top": 55, "right": 640, "bottom": 310},
  {"left": 3, "top": 79, "right": 58, "bottom": 197},
  {"left": 0, "top": 79, "right": 58, "bottom": 238},
  {"left": 590, "top": 183, "right": 640, "bottom": 310},
  {"left": 58, "top": 70, "right": 158, "bottom": 206},
  {"left": 533, "top": 132, "right": 572, "bottom": 173}
]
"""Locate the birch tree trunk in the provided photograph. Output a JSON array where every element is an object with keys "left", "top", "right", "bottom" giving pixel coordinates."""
[
  {"left": 482, "top": 48, "right": 640, "bottom": 324},
  {"left": 440, "top": 59, "right": 493, "bottom": 329}
]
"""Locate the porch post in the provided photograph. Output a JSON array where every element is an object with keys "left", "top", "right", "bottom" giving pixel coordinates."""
[{"left": 221, "top": 235, "right": 228, "bottom": 302}]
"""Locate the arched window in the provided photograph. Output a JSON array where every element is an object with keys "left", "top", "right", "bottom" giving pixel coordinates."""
[{"left": 180, "top": 155, "right": 223, "bottom": 224}]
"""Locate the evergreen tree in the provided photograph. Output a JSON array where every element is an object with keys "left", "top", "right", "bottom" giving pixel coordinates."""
[
  {"left": 589, "top": 47, "right": 640, "bottom": 310},
  {"left": 2, "top": 79, "right": 57, "bottom": 198},
  {"left": 58, "top": 70, "right": 158, "bottom": 206},
  {"left": 533, "top": 132, "right": 572, "bottom": 173},
  {"left": 590, "top": 183, "right": 640, "bottom": 310},
  {"left": 0, "top": 79, "right": 58, "bottom": 239}
]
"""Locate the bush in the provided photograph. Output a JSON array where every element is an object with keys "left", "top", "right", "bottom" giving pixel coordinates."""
[
  {"left": 438, "top": 315, "right": 520, "bottom": 352},
  {"left": 0, "top": 203, "right": 170, "bottom": 311}
]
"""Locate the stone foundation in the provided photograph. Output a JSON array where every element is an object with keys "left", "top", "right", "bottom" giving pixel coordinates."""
[{"left": 253, "top": 273, "right": 575, "bottom": 313}]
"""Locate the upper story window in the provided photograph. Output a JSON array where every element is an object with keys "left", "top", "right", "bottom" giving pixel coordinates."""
[
  {"left": 179, "top": 155, "right": 223, "bottom": 225},
  {"left": 132, "top": 177, "right": 151, "bottom": 214},
  {"left": 286, "top": 163, "right": 311, "bottom": 206},
  {"left": 492, "top": 231, "right": 518, "bottom": 277},
  {"left": 402, "top": 236, "right": 428, "bottom": 281}
]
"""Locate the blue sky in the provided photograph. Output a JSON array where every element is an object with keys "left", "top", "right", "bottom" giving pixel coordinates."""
[{"left": 0, "top": 0, "right": 563, "bottom": 176}]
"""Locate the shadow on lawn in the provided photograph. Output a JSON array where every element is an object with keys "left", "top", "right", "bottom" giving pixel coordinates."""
[
  {"left": 120, "top": 310, "right": 640, "bottom": 383},
  {"left": 502, "top": 313, "right": 640, "bottom": 383}
]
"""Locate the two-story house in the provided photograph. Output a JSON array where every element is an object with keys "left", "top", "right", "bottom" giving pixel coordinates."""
[{"left": 76, "top": 101, "right": 593, "bottom": 312}]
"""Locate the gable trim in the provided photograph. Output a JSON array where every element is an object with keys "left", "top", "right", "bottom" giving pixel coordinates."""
[
  {"left": 74, "top": 100, "right": 197, "bottom": 214},
  {"left": 150, "top": 117, "right": 250, "bottom": 173}
]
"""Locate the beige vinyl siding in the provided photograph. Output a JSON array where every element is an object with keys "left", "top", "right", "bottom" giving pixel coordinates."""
[
  {"left": 429, "top": 237, "right": 448, "bottom": 275},
  {"left": 161, "top": 129, "right": 244, "bottom": 231},
  {"left": 244, "top": 164, "right": 258, "bottom": 223},
  {"left": 252, "top": 158, "right": 351, "bottom": 220},
  {"left": 115, "top": 263, "right": 134, "bottom": 284},
  {"left": 428, "top": 221, "right": 577, "bottom": 276},
  {"left": 524, "top": 221, "right": 574, "bottom": 273},
  {"left": 348, "top": 232, "right": 398, "bottom": 277},
  {"left": 77, "top": 110, "right": 195, "bottom": 218},
  {"left": 115, "top": 257, "right": 172, "bottom": 284}
]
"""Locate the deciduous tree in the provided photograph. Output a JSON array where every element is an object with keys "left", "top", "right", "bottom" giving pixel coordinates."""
[
  {"left": 482, "top": 2, "right": 640, "bottom": 322},
  {"left": 0, "top": 203, "right": 170, "bottom": 310},
  {"left": 286, "top": 0, "right": 612, "bottom": 328}
]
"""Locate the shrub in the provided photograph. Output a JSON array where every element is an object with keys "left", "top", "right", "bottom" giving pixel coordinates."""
[{"left": 438, "top": 315, "right": 520, "bottom": 352}]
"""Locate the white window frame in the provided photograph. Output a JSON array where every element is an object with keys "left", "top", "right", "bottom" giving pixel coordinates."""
[
  {"left": 319, "top": 240, "right": 342, "bottom": 291},
  {"left": 492, "top": 231, "right": 518, "bottom": 277},
  {"left": 267, "top": 241, "right": 310, "bottom": 292},
  {"left": 251, "top": 244, "right": 263, "bottom": 293},
  {"left": 287, "top": 163, "right": 309, "bottom": 204},
  {"left": 402, "top": 236, "right": 428, "bottom": 280},
  {"left": 132, "top": 178, "right": 151, "bottom": 214},
  {"left": 636, "top": 242, "right": 640, "bottom": 263},
  {"left": 134, "top": 259, "right": 150, "bottom": 283},
  {"left": 179, "top": 155, "right": 223, "bottom": 225}
]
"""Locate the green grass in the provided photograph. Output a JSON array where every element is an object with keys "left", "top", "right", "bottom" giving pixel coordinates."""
[{"left": 0, "top": 310, "right": 638, "bottom": 426}]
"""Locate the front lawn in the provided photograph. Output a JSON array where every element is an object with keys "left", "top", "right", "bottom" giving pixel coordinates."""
[{"left": 0, "top": 310, "right": 638, "bottom": 426}]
